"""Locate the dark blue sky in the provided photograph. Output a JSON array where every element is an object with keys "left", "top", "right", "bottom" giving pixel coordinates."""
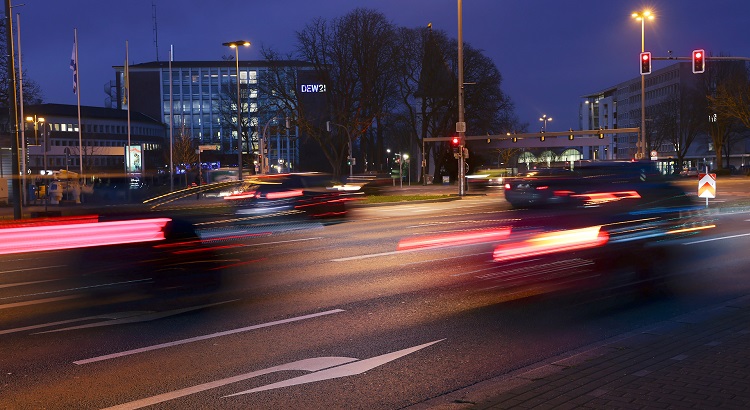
[{"left": 14, "top": 0, "right": 750, "bottom": 133}]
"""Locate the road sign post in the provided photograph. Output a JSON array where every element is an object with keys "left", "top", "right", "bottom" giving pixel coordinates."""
[{"left": 698, "top": 173, "right": 716, "bottom": 207}]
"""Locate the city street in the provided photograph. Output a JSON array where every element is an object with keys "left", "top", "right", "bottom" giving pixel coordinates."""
[{"left": 2, "top": 183, "right": 750, "bottom": 408}]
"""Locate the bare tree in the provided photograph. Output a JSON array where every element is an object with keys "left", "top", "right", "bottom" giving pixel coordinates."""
[
  {"left": 652, "top": 86, "right": 706, "bottom": 173},
  {"left": 171, "top": 123, "right": 198, "bottom": 187},
  {"left": 294, "top": 9, "right": 397, "bottom": 180},
  {"left": 0, "top": 20, "right": 43, "bottom": 108},
  {"left": 392, "top": 24, "right": 520, "bottom": 182},
  {"left": 706, "top": 60, "right": 748, "bottom": 170},
  {"left": 709, "top": 61, "right": 750, "bottom": 129}
]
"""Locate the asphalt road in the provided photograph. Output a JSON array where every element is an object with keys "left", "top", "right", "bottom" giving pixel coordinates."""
[{"left": 2, "top": 187, "right": 750, "bottom": 409}]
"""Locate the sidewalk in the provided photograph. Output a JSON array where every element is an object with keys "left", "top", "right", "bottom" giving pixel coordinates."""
[{"left": 415, "top": 295, "right": 750, "bottom": 409}]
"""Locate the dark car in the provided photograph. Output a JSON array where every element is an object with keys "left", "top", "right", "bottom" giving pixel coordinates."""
[
  {"left": 0, "top": 216, "right": 227, "bottom": 312},
  {"left": 224, "top": 173, "right": 360, "bottom": 219},
  {"left": 502, "top": 167, "right": 576, "bottom": 208},
  {"left": 504, "top": 161, "right": 688, "bottom": 210},
  {"left": 491, "top": 161, "right": 708, "bottom": 296}
]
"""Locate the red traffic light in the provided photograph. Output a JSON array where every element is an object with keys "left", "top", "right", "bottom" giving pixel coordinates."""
[
  {"left": 451, "top": 136, "right": 460, "bottom": 146},
  {"left": 692, "top": 49, "right": 705, "bottom": 73},
  {"left": 640, "top": 52, "right": 651, "bottom": 75}
]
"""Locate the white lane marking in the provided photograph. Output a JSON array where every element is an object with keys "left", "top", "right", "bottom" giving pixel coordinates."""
[
  {"left": 38, "top": 300, "right": 238, "bottom": 333},
  {"left": 104, "top": 339, "right": 443, "bottom": 409},
  {"left": 332, "top": 251, "right": 401, "bottom": 262},
  {"left": 332, "top": 245, "right": 491, "bottom": 263},
  {"left": 0, "top": 279, "right": 150, "bottom": 302},
  {"left": 0, "top": 265, "right": 67, "bottom": 275},
  {"left": 226, "top": 339, "right": 444, "bottom": 396},
  {"left": 104, "top": 357, "right": 357, "bottom": 410},
  {"left": 74, "top": 309, "right": 345, "bottom": 365},
  {"left": 0, "top": 311, "right": 152, "bottom": 335},
  {"left": 103, "top": 357, "right": 359, "bottom": 410},
  {"left": 683, "top": 232, "right": 750, "bottom": 245},
  {"left": 240, "top": 237, "right": 323, "bottom": 247},
  {"left": 0, "top": 295, "right": 79, "bottom": 310},
  {"left": 0, "top": 279, "right": 60, "bottom": 289}
]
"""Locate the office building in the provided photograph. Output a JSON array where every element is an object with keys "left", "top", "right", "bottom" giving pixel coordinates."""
[{"left": 111, "top": 60, "right": 318, "bottom": 173}]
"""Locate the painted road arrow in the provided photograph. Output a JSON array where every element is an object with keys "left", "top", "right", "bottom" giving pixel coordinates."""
[
  {"left": 225, "top": 339, "right": 444, "bottom": 396},
  {"left": 104, "top": 339, "right": 444, "bottom": 409}
]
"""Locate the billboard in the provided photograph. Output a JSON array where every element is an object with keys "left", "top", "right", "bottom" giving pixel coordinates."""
[{"left": 126, "top": 145, "right": 143, "bottom": 174}]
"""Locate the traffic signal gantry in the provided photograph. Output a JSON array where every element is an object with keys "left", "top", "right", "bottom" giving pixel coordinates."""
[{"left": 639, "top": 49, "right": 722, "bottom": 75}]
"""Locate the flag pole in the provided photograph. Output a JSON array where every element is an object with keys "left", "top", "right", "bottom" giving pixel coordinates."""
[
  {"left": 17, "top": 13, "right": 26, "bottom": 205},
  {"left": 169, "top": 44, "right": 174, "bottom": 192},
  {"left": 74, "top": 28, "right": 83, "bottom": 177},
  {"left": 126, "top": 40, "right": 131, "bottom": 171}
]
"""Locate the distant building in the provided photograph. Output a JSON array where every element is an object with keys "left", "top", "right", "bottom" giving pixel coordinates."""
[
  {"left": 1, "top": 104, "right": 166, "bottom": 201},
  {"left": 581, "top": 62, "right": 698, "bottom": 161},
  {"left": 109, "top": 60, "right": 325, "bottom": 173},
  {"left": 579, "top": 61, "right": 748, "bottom": 172}
]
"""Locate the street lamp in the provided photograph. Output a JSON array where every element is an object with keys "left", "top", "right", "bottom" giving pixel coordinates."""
[
  {"left": 632, "top": 10, "right": 654, "bottom": 159},
  {"left": 25, "top": 115, "right": 46, "bottom": 210},
  {"left": 539, "top": 114, "right": 552, "bottom": 132},
  {"left": 222, "top": 40, "right": 251, "bottom": 180}
]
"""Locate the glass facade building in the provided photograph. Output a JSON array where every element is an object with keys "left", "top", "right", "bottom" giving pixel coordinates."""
[{"left": 112, "top": 60, "right": 315, "bottom": 173}]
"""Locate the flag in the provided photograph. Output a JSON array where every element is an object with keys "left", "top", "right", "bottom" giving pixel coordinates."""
[
  {"left": 70, "top": 42, "right": 77, "bottom": 94},
  {"left": 123, "top": 59, "right": 128, "bottom": 105}
]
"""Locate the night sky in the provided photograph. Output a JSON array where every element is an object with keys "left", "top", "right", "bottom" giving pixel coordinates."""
[{"left": 13, "top": 0, "right": 750, "bottom": 133}]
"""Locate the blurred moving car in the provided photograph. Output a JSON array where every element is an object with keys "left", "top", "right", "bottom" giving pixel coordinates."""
[
  {"left": 491, "top": 160, "right": 708, "bottom": 295},
  {"left": 0, "top": 216, "right": 227, "bottom": 310},
  {"left": 504, "top": 161, "right": 687, "bottom": 210},
  {"left": 224, "top": 173, "right": 361, "bottom": 219},
  {"left": 467, "top": 169, "right": 510, "bottom": 190}
]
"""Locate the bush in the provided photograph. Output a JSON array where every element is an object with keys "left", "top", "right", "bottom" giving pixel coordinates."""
[{"left": 711, "top": 168, "right": 732, "bottom": 177}]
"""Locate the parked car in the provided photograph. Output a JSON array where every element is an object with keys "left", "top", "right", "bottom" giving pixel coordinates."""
[{"left": 679, "top": 167, "right": 699, "bottom": 177}]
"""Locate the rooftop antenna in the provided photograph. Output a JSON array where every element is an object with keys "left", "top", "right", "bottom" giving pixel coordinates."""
[{"left": 152, "top": 1, "right": 160, "bottom": 62}]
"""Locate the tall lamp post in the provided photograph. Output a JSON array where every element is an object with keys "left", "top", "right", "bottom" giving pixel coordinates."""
[
  {"left": 222, "top": 40, "right": 251, "bottom": 180},
  {"left": 25, "top": 115, "right": 46, "bottom": 210},
  {"left": 539, "top": 114, "right": 552, "bottom": 132},
  {"left": 632, "top": 10, "right": 653, "bottom": 159}
]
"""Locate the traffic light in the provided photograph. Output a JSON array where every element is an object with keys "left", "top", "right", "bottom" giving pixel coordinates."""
[
  {"left": 540, "top": 135, "right": 545, "bottom": 142},
  {"left": 598, "top": 128, "right": 604, "bottom": 139},
  {"left": 450, "top": 136, "right": 460, "bottom": 153},
  {"left": 568, "top": 128, "right": 574, "bottom": 141},
  {"left": 640, "top": 52, "right": 651, "bottom": 75},
  {"left": 692, "top": 49, "right": 705, "bottom": 73}
]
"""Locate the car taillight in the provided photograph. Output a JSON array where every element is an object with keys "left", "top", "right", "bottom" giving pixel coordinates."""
[
  {"left": 504, "top": 183, "right": 511, "bottom": 190},
  {"left": 493, "top": 226, "right": 609, "bottom": 262},
  {"left": 266, "top": 189, "right": 304, "bottom": 200}
]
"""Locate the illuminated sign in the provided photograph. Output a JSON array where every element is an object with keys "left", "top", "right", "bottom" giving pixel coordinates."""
[
  {"left": 300, "top": 84, "right": 327, "bottom": 93},
  {"left": 126, "top": 145, "right": 143, "bottom": 174}
]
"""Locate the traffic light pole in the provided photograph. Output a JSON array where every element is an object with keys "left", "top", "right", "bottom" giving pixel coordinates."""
[{"left": 457, "top": 0, "right": 466, "bottom": 196}]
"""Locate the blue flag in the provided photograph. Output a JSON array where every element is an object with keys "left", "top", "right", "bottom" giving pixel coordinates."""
[{"left": 70, "top": 43, "right": 77, "bottom": 94}]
